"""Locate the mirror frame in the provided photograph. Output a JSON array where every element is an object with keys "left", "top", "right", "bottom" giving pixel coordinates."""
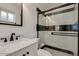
[{"left": 0, "top": 3, "right": 23, "bottom": 26}]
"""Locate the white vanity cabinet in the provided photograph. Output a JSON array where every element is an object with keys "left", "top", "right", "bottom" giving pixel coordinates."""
[{"left": 7, "top": 42, "right": 38, "bottom": 56}]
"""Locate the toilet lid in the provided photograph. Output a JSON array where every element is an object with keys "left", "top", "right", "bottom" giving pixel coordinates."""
[{"left": 38, "top": 49, "right": 52, "bottom": 56}]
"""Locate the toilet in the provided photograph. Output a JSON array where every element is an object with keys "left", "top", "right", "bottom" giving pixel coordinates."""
[{"left": 38, "top": 49, "right": 52, "bottom": 56}]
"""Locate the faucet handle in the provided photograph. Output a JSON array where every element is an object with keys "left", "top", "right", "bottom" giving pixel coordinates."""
[
  {"left": 4, "top": 38, "right": 7, "bottom": 42},
  {"left": 16, "top": 35, "right": 20, "bottom": 40},
  {"left": 1, "top": 38, "right": 7, "bottom": 42},
  {"left": 1, "top": 38, "right": 6, "bottom": 40}
]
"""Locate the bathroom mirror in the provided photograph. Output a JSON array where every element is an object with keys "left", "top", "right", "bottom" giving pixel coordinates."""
[{"left": 0, "top": 3, "right": 23, "bottom": 26}]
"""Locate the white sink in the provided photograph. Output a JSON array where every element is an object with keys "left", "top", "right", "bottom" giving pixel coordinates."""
[
  {"left": 0, "top": 40, "right": 32, "bottom": 53},
  {"left": 0, "top": 40, "right": 27, "bottom": 55},
  {"left": 0, "top": 38, "right": 38, "bottom": 55}
]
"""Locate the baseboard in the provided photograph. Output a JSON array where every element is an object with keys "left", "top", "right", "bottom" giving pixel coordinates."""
[{"left": 41, "top": 45, "right": 74, "bottom": 56}]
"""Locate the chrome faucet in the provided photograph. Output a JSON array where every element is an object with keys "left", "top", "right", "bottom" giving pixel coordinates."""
[{"left": 10, "top": 33, "right": 15, "bottom": 41}]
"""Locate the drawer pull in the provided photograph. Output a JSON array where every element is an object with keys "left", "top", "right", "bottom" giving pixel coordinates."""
[
  {"left": 51, "top": 32, "right": 53, "bottom": 35},
  {"left": 22, "top": 54, "right": 26, "bottom": 56},
  {"left": 26, "top": 52, "right": 29, "bottom": 54}
]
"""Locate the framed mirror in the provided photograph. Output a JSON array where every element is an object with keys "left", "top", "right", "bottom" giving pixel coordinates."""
[{"left": 0, "top": 3, "right": 23, "bottom": 26}]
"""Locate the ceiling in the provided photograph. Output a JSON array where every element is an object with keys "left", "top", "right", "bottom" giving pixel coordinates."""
[{"left": 35, "top": 3, "right": 65, "bottom": 11}]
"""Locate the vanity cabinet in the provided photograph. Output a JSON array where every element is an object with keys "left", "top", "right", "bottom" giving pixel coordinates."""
[{"left": 7, "top": 43, "right": 38, "bottom": 56}]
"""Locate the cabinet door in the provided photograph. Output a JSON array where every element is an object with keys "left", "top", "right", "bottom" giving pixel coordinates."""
[{"left": 7, "top": 43, "right": 38, "bottom": 56}]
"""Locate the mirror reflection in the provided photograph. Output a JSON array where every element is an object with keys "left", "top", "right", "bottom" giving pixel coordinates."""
[{"left": 0, "top": 3, "right": 22, "bottom": 26}]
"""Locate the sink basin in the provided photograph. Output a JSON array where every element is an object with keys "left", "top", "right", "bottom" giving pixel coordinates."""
[
  {"left": 0, "top": 40, "right": 31, "bottom": 54},
  {"left": 0, "top": 42, "right": 7, "bottom": 46},
  {"left": 0, "top": 38, "right": 38, "bottom": 55}
]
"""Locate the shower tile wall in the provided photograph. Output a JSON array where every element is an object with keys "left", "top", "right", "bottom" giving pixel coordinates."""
[{"left": 38, "top": 4, "right": 78, "bottom": 56}]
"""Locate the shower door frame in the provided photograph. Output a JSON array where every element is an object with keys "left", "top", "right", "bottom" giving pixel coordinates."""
[{"left": 37, "top": 3, "right": 78, "bottom": 56}]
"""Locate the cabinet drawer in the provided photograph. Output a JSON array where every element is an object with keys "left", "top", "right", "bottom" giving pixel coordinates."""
[{"left": 7, "top": 43, "right": 38, "bottom": 56}]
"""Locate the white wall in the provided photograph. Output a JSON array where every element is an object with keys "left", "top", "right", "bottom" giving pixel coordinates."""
[{"left": 0, "top": 3, "right": 37, "bottom": 39}]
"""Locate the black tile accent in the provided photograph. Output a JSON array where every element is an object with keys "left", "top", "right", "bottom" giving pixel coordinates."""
[
  {"left": 37, "top": 24, "right": 55, "bottom": 31},
  {"left": 41, "top": 45, "right": 74, "bottom": 56},
  {"left": 37, "top": 24, "right": 78, "bottom": 32}
]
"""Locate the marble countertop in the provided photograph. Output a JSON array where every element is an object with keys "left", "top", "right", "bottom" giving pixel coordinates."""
[{"left": 0, "top": 38, "right": 38, "bottom": 56}]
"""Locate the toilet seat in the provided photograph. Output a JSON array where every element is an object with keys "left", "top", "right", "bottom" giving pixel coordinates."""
[{"left": 38, "top": 49, "right": 52, "bottom": 56}]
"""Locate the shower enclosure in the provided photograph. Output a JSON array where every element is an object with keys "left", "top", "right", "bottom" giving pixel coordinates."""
[{"left": 37, "top": 3, "right": 78, "bottom": 56}]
